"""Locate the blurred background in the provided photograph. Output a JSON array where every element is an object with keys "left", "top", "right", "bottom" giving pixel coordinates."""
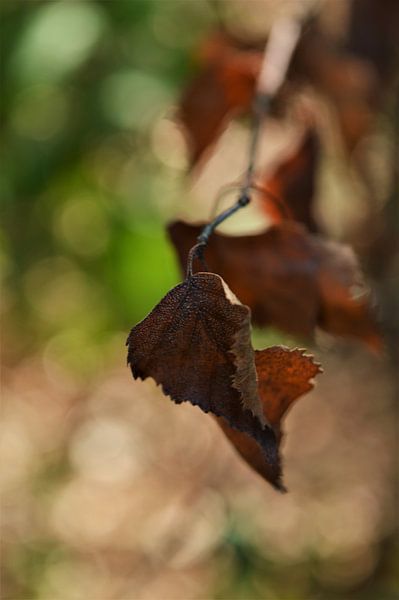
[{"left": 1, "top": 1, "right": 398, "bottom": 599}]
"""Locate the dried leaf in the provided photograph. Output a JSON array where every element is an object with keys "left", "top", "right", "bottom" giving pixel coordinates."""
[
  {"left": 127, "top": 272, "right": 277, "bottom": 482},
  {"left": 180, "top": 5, "right": 398, "bottom": 168},
  {"left": 127, "top": 272, "right": 321, "bottom": 489},
  {"left": 217, "top": 347, "right": 321, "bottom": 482},
  {"left": 259, "top": 127, "right": 320, "bottom": 232},
  {"left": 293, "top": 26, "right": 379, "bottom": 152},
  {"left": 168, "top": 221, "right": 381, "bottom": 349},
  {"left": 255, "top": 347, "right": 320, "bottom": 428},
  {"left": 179, "top": 33, "right": 262, "bottom": 167}
]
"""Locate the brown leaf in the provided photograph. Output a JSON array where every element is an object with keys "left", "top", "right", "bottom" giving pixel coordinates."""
[
  {"left": 179, "top": 33, "right": 262, "bottom": 168},
  {"left": 180, "top": 4, "right": 398, "bottom": 168},
  {"left": 127, "top": 272, "right": 321, "bottom": 489},
  {"left": 255, "top": 347, "right": 320, "bottom": 428},
  {"left": 168, "top": 221, "right": 381, "bottom": 349},
  {"left": 293, "top": 25, "right": 379, "bottom": 152},
  {"left": 217, "top": 347, "right": 321, "bottom": 483},
  {"left": 258, "top": 127, "right": 320, "bottom": 232},
  {"left": 316, "top": 240, "right": 380, "bottom": 347}
]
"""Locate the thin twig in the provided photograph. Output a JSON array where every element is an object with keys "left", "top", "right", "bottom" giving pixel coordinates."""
[
  {"left": 187, "top": 17, "right": 301, "bottom": 276},
  {"left": 197, "top": 190, "right": 252, "bottom": 245},
  {"left": 209, "top": 180, "right": 291, "bottom": 220}
]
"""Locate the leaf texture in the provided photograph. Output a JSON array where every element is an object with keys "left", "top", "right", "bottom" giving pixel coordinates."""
[
  {"left": 127, "top": 272, "right": 321, "bottom": 489},
  {"left": 217, "top": 347, "right": 321, "bottom": 483}
]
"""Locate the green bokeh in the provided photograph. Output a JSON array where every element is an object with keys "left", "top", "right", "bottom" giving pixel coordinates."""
[{"left": 0, "top": 0, "right": 208, "bottom": 365}]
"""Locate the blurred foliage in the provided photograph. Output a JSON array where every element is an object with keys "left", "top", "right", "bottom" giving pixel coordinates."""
[
  {"left": 0, "top": 0, "right": 216, "bottom": 374},
  {"left": 1, "top": 2, "right": 398, "bottom": 600}
]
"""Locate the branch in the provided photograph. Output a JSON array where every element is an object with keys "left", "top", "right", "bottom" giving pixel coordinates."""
[{"left": 187, "top": 17, "right": 301, "bottom": 277}]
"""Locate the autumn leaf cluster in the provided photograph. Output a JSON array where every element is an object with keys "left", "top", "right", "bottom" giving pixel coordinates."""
[{"left": 127, "top": 10, "right": 390, "bottom": 489}]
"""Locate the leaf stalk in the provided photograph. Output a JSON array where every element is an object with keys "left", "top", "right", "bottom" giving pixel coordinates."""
[{"left": 186, "top": 17, "right": 301, "bottom": 277}]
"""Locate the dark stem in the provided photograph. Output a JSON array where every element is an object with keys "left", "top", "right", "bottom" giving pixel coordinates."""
[
  {"left": 197, "top": 191, "right": 251, "bottom": 244},
  {"left": 185, "top": 14, "right": 302, "bottom": 277},
  {"left": 241, "top": 94, "right": 271, "bottom": 196},
  {"left": 187, "top": 93, "right": 271, "bottom": 275}
]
